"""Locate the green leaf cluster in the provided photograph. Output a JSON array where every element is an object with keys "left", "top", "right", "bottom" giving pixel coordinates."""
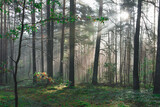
[{"left": 95, "top": 17, "right": 109, "bottom": 23}]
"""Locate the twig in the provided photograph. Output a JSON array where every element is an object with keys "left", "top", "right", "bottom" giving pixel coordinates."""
[{"left": 10, "top": 57, "right": 16, "bottom": 63}]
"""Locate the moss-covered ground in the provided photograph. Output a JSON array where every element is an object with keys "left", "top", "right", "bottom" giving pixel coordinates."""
[{"left": 0, "top": 84, "right": 160, "bottom": 107}]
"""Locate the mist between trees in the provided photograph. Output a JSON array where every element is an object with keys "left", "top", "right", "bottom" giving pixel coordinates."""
[{"left": 0, "top": 0, "right": 160, "bottom": 106}]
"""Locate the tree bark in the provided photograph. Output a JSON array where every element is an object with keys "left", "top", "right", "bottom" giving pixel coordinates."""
[
  {"left": 50, "top": 0, "right": 55, "bottom": 74},
  {"left": 69, "top": 0, "right": 76, "bottom": 86},
  {"left": 92, "top": 0, "right": 103, "bottom": 85},
  {"left": 60, "top": 0, "right": 65, "bottom": 77},
  {"left": 32, "top": 0, "right": 36, "bottom": 84},
  {"left": 143, "top": 49, "right": 146, "bottom": 86},
  {"left": 0, "top": 3, "right": 3, "bottom": 84},
  {"left": 153, "top": 0, "right": 160, "bottom": 94},
  {"left": 115, "top": 28, "right": 118, "bottom": 84},
  {"left": 133, "top": 0, "right": 142, "bottom": 91},
  {"left": 13, "top": 1, "right": 26, "bottom": 106},
  {"left": 47, "top": 0, "right": 53, "bottom": 80},
  {"left": 119, "top": 4, "right": 122, "bottom": 85},
  {"left": 127, "top": 29, "right": 131, "bottom": 85},
  {"left": 4, "top": 1, "right": 8, "bottom": 84},
  {"left": 152, "top": 1, "right": 156, "bottom": 85},
  {"left": 8, "top": 4, "right": 13, "bottom": 83},
  {"left": 41, "top": 0, "right": 44, "bottom": 73}
]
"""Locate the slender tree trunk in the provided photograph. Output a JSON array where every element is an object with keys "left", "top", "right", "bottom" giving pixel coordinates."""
[
  {"left": 8, "top": 4, "right": 13, "bottom": 83},
  {"left": 119, "top": 5, "right": 122, "bottom": 85},
  {"left": 0, "top": 3, "right": 3, "bottom": 84},
  {"left": 115, "top": 28, "right": 118, "bottom": 84},
  {"left": 153, "top": 0, "right": 160, "bottom": 94},
  {"left": 127, "top": 5, "right": 132, "bottom": 86},
  {"left": 69, "top": 0, "right": 76, "bottom": 86},
  {"left": 32, "top": 0, "right": 36, "bottom": 84},
  {"left": 120, "top": 26, "right": 122, "bottom": 85},
  {"left": 13, "top": 1, "right": 25, "bottom": 106},
  {"left": 60, "top": 0, "right": 65, "bottom": 77},
  {"left": 28, "top": 37, "right": 32, "bottom": 78},
  {"left": 41, "top": 0, "right": 44, "bottom": 73},
  {"left": 4, "top": 1, "right": 8, "bottom": 84},
  {"left": 11, "top": 1, "right": 16, "bottom": 83},
  {"left": 139, "top": 26, "right": 143, "bottom": 86},
  {"left": 50, "top": 0, "right": 55, "bottom": 74},
  {"left": 108, "top": 32, "right": 111, "bottom": 84},
  {"left": 143, "top": 49, "right": 146, "bottom": 87},
  {"left": 92, "top": 0, "right": 103, "bottom": 85},
  {"left": 111, "top": 31, "right": 114, "bottom": 84},
  {"left": 127, "top": 29, "right": 131, "bottom": 85},
  {"left": 47, "top": 0, "right": 53, "bottom": 80},
  {"left": 133, "top": 0, "right": 142, "bottom": 90},
  {"left": 115, "top": 0, "right": 118, "bottom": 85},
  {"left": 123, "top": 38, "right": 127, "bottom": 86},
  {"left": 152, "top": 1, "right": 156, "bottom": 85}
]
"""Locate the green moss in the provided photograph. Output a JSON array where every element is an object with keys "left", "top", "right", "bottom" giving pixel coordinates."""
[{"left": 0, "top": 85, "right": 160, "bottom": 106}]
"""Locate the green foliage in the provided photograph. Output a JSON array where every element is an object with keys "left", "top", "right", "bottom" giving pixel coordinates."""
[
  {"left": 63, "top": 80, "right": 71, "bottom": 87},
  {"left": 140, "top": 57, "right": 154, "bottom": 84},
  {"left": 0, "top": 85, "right": 160, "bottom": 106},
  {"left": 118, "top": 102, "right": 128, "bottom": 107},
  {"left": 95, "top": 17, "right": 109, "bottom": 23},
  {"left": 54, "top": 0, "right": 61, "bottom": 6},
  {"left": 33, "top": 2, "right": 42, "bottom": 12},
  {"left": 15, "top": 7, "right": 21, "bottom": 13},
  {"left": 75, "top": 100, "right": 91, "bottom": 107},
  {"left": 86, "top": 67, "right": 93, "bottom": 83},
  {"left": 0, "top": 0, "right": 109, "bottom": 41},
  {"left": 104, "top": 63, "right": 116, "bottom": 79},
  {"left": 104, "top": 62, "right": 116, "bottom": 70},
  {"left": 0, "top": 62, "right": 12, "bottom": 73}
]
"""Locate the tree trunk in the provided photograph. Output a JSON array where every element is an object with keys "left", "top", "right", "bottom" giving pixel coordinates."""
[
  {"left": 13, "top": 1, "right": 26, "bottom": 106},
  {"left": 153, "top": 0, "right": 160, "bottom": 94},
  {"left": 41, "top": 0, "right": 44, "bottom": 73},
  {"left": 119, "top": 5, "right": 122, "bottom": 85},
  {"left": 143, "top": 49, "right": 146, "bottom": 87},
  {"left": 32, "top": 0, "right": 36, "bottom": 84},
  {"left": 69, "top": 0, "right": 76, "bottom": 86},
  {"left": 120, "top": 26, "right": 122, "bottom": 85},
  {"left": 47, "top": 0, "right": 53, "bottom": 80},
  {"left": 108, "top": 32, "right": 111, "bottom": 84},
  {"left": 133, "top": 0, "right": 142, "bottom": 91},
  {"left": 0, "top": 3, "right": 3, "bottom": 84},
  {"left": 115, "top": 28, "right": 118, "bottom": 84},
  {"left": 123, "top": 38, "right": 127, "bottom": 86},
  {"left": 50, "top": 0, "right": 55, "bottom": 75},
  {"left": 92, "top": 0, "right": 103, "bottom": 85},
  {"left": 60, "top": 0, "right": 66, "bottom": 77},
  {"left": 152, "top": 1, "right": 156, "bottom": 85},
  {"left": 127, "top": 29, "right": 131, "bottom": 85},
  {"left": 8, "top": 4, "right": 13, "bottom": 83},
  {"left": 4, "top": 1, "right": 8, "bottom": 84}
]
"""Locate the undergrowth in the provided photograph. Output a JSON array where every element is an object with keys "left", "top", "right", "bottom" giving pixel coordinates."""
[{"left": 0, "top": 84, "right": 160, "bottom": 107}]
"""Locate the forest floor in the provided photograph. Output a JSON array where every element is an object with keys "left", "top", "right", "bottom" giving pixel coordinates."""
[{"left": 0, "top": 84, "right": 160, "bottom": 107}]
